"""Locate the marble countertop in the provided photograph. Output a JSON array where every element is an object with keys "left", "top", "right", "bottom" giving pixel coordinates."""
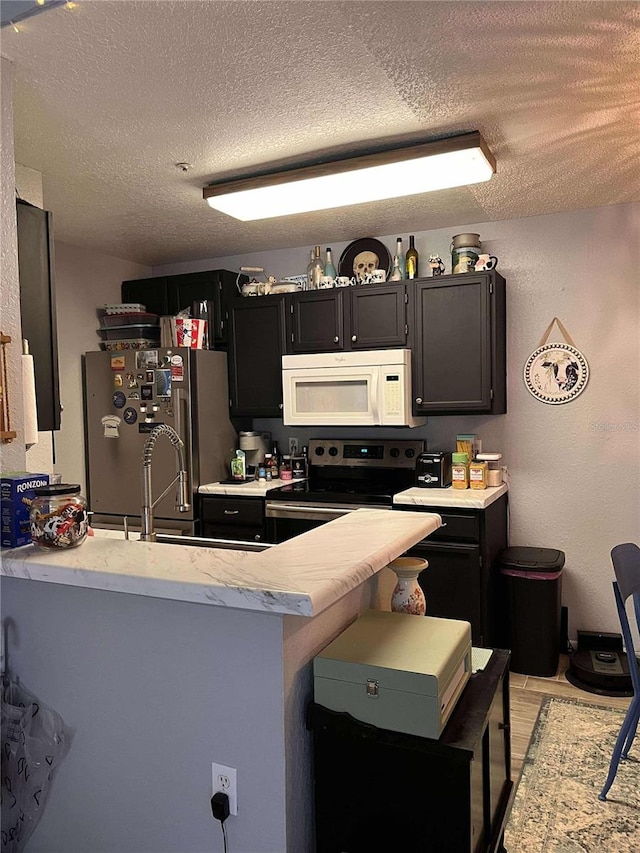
[
  {"left": 0, "top": 509, "right": 441, "bottom": 617},
  {"left": 199, "top": 478, "right": 304, "bottom": 497},
  {"left": 393, "top": 483, "right": 508, "bottom": 509}
]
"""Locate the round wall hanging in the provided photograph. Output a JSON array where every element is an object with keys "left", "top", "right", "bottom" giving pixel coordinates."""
[
  {"left": 523, "top": 318, "right": 589, "bottom": 405},
  {"left": 339, "top": 238, "right": 391, "bottom": 282}
]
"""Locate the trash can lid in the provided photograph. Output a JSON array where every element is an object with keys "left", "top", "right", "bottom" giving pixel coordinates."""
[{"left": 499, "top": 546, "right": 565, "bottom": 572}]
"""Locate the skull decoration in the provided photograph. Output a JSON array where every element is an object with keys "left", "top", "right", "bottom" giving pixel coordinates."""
[{"left": 353, "top": 250, "right": 379, "bottom": 283}]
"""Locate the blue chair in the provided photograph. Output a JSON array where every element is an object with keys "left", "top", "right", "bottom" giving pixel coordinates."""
[{"left": 599, "top": 542, "right": 640, "bottom": 801}]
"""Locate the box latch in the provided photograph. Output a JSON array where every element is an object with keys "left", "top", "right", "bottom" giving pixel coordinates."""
[{"left": 366, "top": 678, "right": 379, "bottom": 698}]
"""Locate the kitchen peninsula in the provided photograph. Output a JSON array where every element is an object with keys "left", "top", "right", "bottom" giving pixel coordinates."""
[{"left": 1, "top": 509, "right": 440, "bottom": 853}]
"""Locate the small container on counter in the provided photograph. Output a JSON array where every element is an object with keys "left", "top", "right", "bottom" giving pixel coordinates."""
[
  {"left": 477, "top": 453, "right": 503, "bottom": 487},
  {"left": 30, "top": 484, "right": 88, "bottom": 549},
  {"left": 451, "top": 453, "right": 469, "bottom": 489},
  {"left": 280, "top": 455, "right": 293, "bottom": 481},
  {"left": 291, "top": 456, "right": 306, "bottom": 479},
  {"left": 469, "top": 459, "right": 488, "bottom": 490}
]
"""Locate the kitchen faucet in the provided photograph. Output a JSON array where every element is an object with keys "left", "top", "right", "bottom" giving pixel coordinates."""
[{"left": 140, "top": 424, "right": 190, "bottom": 542}]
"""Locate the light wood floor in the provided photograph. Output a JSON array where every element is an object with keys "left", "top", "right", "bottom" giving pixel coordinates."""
[{"left": 509, "top": 654, "right": 632, "bottom": 780}]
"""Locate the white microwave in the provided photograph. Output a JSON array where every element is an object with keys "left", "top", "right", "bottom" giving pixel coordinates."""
[{"left": 282, "top": 349, "right": 426, "bottom": 427}]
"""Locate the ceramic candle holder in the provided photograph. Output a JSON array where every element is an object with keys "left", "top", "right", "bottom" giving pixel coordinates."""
[{"left": 388, "top": 556, "right": 428, "bottom": 615}]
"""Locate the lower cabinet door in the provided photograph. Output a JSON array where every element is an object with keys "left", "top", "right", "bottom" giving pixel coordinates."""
[
  {"left": 408, "top": 542, "right": 483, "bottom": 644},
  {"left": 201, "top": 523, "right": 264, "bottom": 542}
]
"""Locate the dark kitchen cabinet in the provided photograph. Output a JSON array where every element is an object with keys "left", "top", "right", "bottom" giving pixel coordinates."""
[
  {"left": 349, "top": 284, "right": 407, "bottom": 349},
  {"left": 287, "top": 290, "right": 346, "bottom": 352},
  {"left": 311, "top": 650, "right": 512, "bottom": 853},
  {"left": 122, "top": 269, "right": 245, "bottom": 344},
  {"left": 410, "top": 272, "right": 506, "bottom": 415},
  {"left": 397, "top": 495, "right": 508, "bottom": 646},
  {"left": 121, "top": 276, "right": 169, "bottom": 317},
  {"left": 17, "top": 200, "right": 61, "bottom": 431},
  {"left": 286, "top": 283, "right": 407, "bottom": 353},
  {"left": 200, "top": 495, "right": 265, "bottom": 542},
  {"left": 227, "top": 295, "right": 286, "bottom": 417}
]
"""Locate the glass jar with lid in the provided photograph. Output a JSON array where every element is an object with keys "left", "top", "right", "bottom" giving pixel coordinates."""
[{"left": 30, "top": 484, "right": 89, "bottom": 549}]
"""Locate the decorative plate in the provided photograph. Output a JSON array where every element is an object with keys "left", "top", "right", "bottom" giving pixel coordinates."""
[
  {"left": 523, "top": 343, "right": 589, "bottom": 405},
  {"left": 339, "top": 238, "right": 391, "bottom": 283}
]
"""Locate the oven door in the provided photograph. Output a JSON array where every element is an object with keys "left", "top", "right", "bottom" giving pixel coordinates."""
[{"left": 265, "top": 501, "right": 390, "bottom": 543}]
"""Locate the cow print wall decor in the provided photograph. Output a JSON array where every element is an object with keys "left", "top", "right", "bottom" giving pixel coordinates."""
[{"left": 524, "top": 342, "right": 590, "bottom": 404}]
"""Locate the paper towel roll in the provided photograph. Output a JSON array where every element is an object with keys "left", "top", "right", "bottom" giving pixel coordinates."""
[{"left": 22, "top": 353, "right": 39, "bottom": 448}]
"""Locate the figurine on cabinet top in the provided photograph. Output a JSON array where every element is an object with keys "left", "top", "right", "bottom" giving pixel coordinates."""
[{"left": 429, "top": 255, "right": 446, "bottom": 276}]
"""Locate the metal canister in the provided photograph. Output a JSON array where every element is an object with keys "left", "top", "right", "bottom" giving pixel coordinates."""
[{"left": 451, "top": 233, "right": 481, "bottom": 274}]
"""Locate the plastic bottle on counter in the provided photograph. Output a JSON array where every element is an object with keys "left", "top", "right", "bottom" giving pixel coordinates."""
[
  {"left": 469, "top": 459, "right": 488, "bottom": 489},
  {"left": 264, "top": 454, "right": 273, "bottom": 481},
  {"left": 451, "top": 452, "right": 469, "bottom": 489}
]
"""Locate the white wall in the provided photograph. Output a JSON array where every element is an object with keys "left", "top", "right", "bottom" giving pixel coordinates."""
[
  {"left": 52, "top": 242, "right": 150, "bottom": 492},
  {"left": 0, "top": 58, "right": 25, "bottom": 473},
  {"left": 153, "top": 203, "right": 640, "bottom": 638}
]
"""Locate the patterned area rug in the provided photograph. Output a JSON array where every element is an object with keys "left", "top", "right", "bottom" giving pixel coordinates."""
[{"left": 505, "top": 697, "right": 639, "bottom": 852}]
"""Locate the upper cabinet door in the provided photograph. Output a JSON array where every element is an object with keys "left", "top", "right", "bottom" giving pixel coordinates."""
[
  {"left": 287, "top": 290, "right": 345, "bottom": 353},
  {"left": 349, "top": 284, "right": 407, "bottom": 349},
  {"left": 228, "top": 296, "right": 286, "bottom": 417},
  {"left": 166, "top": 270, "right": 242, "bottom": 344},
  {"left": 121, "top": 277, "right": 169, "bottom": 316},
  {"left": 411, "top": 273, "right": 506, "bottom": 415}
]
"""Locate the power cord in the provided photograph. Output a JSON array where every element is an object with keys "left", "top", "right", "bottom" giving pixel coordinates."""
[{"left": 211, "top": 792, "right": 230, "bottom": 853}]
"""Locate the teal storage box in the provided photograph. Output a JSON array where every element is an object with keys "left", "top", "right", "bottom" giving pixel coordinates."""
[
  {"left": 1, "top": 472, "right": 50, "bottom": 547},
  {"left": 314, "top": 609, "right": 471, "bottom": 740}
]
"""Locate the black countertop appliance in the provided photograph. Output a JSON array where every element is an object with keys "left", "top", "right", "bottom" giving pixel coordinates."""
[{"left": 415, "top": 451, "right": 452, "bottom": 488}]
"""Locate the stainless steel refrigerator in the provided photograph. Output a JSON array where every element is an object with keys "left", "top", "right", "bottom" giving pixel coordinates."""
[{"left": 83, "top": 348, "right": 237, "bottom": 534}]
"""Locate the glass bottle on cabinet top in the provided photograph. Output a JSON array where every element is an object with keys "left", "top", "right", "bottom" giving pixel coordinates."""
[
  {"left": 388, "top": 255, "right": 402, "bottom": 281},
  {"left": 307, "top": 245, "right": 324, "bottom": 290},
  {"left": 394, "top": 237, "right": 406, "bottom": 279},
  {"left": 406, "top": 235, "right": 419, "bottom": 279},
  {"left": 324, "top": 247, "right": 337, "bottom": 279}
]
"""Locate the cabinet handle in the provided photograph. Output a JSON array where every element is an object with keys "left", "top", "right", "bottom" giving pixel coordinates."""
[
  {"left": 255, "top": 534, "right": 261, "bottom": 541},
  {"left": 223, "top": 510, "right": 239, "bottom": 515},
  {"left": 351, "top": 335, "right": 357, "bottom": 342},
  {"left": 279, "top": 403, "right": 283, "bottom": 409},
  {"left": 334, "top": 336, "right": 339, "bottom": 343},
  {"left": 415, "top": 397, "right": 423, "bottom": 404}
]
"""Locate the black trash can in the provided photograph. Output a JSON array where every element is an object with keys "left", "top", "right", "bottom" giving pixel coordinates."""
[{"left": 499, "top": 546, "right": 565, "bottom": 677}]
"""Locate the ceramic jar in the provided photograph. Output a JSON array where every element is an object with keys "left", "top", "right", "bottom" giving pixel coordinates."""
[{"left": 388, "top": 556, "right": 428, "bottom": 615}]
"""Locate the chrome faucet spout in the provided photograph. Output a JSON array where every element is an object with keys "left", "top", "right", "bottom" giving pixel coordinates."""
[{"left": 140, "top": 424, "right": 190, "bottom": 542}]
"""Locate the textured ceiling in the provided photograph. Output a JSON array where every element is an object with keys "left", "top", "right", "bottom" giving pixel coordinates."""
[{"left": 2, "top": 0, "right": 639, "bottom": 265}]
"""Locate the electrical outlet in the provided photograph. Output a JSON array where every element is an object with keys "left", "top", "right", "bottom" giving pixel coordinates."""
[
  {"left": 288, "top": 437, "right": 299, "bottom": 456},
  {"left": 212, "top": 763, "right": 237, "bottom": 816}
]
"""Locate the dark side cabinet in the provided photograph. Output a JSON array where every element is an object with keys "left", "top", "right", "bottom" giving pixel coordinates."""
[
  {"left": 398, "top": 495, "right": 508, "bottom": 647},
  {"left": 411, "top": 272, "right": 506, "bottom": 415},
  {"left": 228, "top": 295, "right": 286, "bottom": 417},
  {"left": 310, "top": 650, "right": 512, "bottom": 853},
  {"left": 17, "top": 200, "right": 61, "bottom": 431}
]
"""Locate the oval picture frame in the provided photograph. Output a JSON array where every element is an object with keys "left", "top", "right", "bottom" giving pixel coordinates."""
[
  {"left": 339, "top": 238, "right": 391, "bottom": 282},
  {"left": 523, "top": 342, "right": 589, "bottom": 405}
]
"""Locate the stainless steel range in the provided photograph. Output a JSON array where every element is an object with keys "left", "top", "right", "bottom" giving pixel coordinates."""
[{"left": 265, "top": 438, "right": 424, "bottom": 543}]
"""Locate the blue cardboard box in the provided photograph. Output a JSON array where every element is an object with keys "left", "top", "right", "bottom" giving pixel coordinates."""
[{"left": 1, "top": 472, "right": 50, "bottom": 548}]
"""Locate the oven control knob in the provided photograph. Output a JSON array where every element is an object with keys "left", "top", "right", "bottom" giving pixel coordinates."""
[
  {"left": 405, "top": 448, "right": 416, "bottom": 458},
  {"left": 390, "top": 448, "right": 400, "bottom": 458},
  {"left": 315, "top": 446, "right": 325, "bottom": 456},
  {"left": 329, "top": 446, "right": 339, "bottom": 457}
]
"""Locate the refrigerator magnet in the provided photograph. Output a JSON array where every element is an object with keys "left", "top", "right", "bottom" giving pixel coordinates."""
[
  {"left": 170, "top": 354, "right": 184, "bottom": 382},
  {"left": 110, "top": 355, "right": 126, "bottom": 371}
]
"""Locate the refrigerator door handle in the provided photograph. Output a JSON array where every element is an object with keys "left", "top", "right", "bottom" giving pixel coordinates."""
[{"left": 173, "top": 388, "right": 192, "bottom": 497}]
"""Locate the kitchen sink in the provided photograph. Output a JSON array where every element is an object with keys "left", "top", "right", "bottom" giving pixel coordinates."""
[{"left": 155, "top": 533, "right": 274, "bottom": 552}]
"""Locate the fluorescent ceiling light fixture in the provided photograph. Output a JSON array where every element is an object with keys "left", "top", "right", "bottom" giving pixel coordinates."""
[{"left": 203, "top": 132, "right": 495, "bottom": 221}]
